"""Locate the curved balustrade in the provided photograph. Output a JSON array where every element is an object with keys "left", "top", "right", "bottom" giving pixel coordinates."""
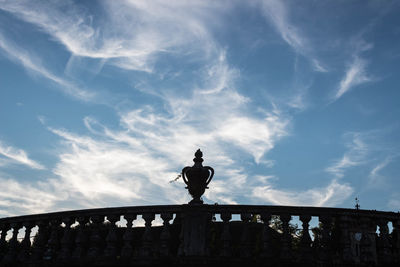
[{"left": 0, "top": 204, "right": 399, "bottom": 266}]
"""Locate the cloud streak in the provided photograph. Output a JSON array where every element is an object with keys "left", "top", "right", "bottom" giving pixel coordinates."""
[
  {"left": 258, "top": 0, "right": 327, "bottom": 72},
  {"left": 0, "top": 32, "right": 94, "bottom": 100},
  {"left": 0, "top": 141, "right": 45, "bottom": 170},
  {"left": 333, "top": 57, "right": 371, "bottom": 101},
  {"left": 325, "top": 132, "right": 369, "bottom": 179},
  {"left": 252, "top": 179, "right": 353, "bottom": 207},
  {"left": 368, "top": 157, "right": 392, "bottom": 188},
  {"left": 0, "top": 0, "right": 225, "bottom": 72},
  {"left": 0, "top": 177, "right": 62, "bottom": 217}
]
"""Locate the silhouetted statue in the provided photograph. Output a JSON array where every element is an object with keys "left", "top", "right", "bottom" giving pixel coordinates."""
[{"left": 182, "top": 149, "right": 214, "bottom": 204}]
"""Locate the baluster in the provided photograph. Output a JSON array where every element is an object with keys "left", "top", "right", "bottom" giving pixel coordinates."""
[
  {"left": 220, "top": 212, "right": 232, "bottom": 257},
  {"left": 240, "top": 213, "right": 251, "bottom": 258},
  {"left": 299, "top": 214, "right": 312, "bottom": 263},
  {"left": 87, "top": 215, "right": 105, "bottom": 260},
  {"left": 159, "top": 213, "right": 173, "bottom": 257},
  {"left": 205, "top": 211, "right": 213, "bottom": 256},
  {"left": 279, "top": 214, "right": 292, "bottom": 262},
  {"left": 121, "top": 213, "right": 137, "bottom": 259},
  {"left": 359, "top": 216, "right": 377, "bottom": 265},
  {"left": 140, "top": 213, "right": 155, "bottom": 257},
  {"left": 392, "top": 219, "right": 400, "bottom": 264},
  {"left": 0, "top": 223, "right": 10, "bottom": 259},
  {"left": 43, "top": 219, "right": 61, "bottom": 261},
  {"left": 3, "top": 222, "right": 21, "bottom": 263},
  {"left": 17, "top": 221, "right": 34, "bottom": 263},
  {"left": 377, "top": 219, "right": 392, "bottom": 264},
  {"left": 178, "top": 213, "right": 184, "bottom": 256},
  {"left": 104, "top": 214, "right": 119, "bottom": 260},
  {"left": 32, "top": 220, "right": 49, "bottom": 262},
  {"left": 159, "top": 213, "right": 172, "bottom": 257},
  {"left": 72, "top": 216, "right": 89, "bottom": 259},
  {"left": 57, "top": 217, "right": 74, "bottom": 261},
  {"left": 319, "top": 215, "right": 332, "bottom": 264},
  {"left": 260, "top": 213, "right": 272, "bottom": 260}
]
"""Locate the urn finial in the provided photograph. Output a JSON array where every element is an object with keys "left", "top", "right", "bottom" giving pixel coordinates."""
[
  {"left": 182, "top": 149, "right": 214, "bottom": 205},
  {"left": 193, "top": 149, "right": 204, "bottom": 165}
]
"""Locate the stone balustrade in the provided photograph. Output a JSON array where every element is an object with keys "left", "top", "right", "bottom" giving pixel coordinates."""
[{"left": 0, "top": 204, "right": 399, "bottom": 266}]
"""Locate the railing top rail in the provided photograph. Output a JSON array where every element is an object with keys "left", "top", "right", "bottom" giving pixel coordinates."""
[
  {"left": 0, "top": 204, "right": 183, "bottom": 224},
  {"left": 191, "top": 204, "right": 400, "bottom": 219},
  {"left": 1, "top": 204, "right": 399, "bottom": 224}
]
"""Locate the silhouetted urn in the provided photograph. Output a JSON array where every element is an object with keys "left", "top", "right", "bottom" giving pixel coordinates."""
[{"left": 182, "top": 149, "right": 214, "bottom": 204}]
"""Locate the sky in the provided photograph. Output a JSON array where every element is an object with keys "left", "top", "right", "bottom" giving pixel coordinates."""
[{"left": 0, "top": 0, "right": 400, "bottom": 218}]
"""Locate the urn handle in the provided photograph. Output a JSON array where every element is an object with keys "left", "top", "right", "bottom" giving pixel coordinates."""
[
  {"left": 205, "top": 166, "right": 214, "bottom": 187},
  {"left": 181, "top": 166, "right": 190, "bottom": 186}
]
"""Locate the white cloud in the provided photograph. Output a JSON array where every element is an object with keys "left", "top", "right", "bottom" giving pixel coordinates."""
[
  {"left": 217, "top": 115, "right": 287, "bottom": 163},
  {"left": 334, "top": 56, "right": 371, "bottom": 100},
  {"left": 252, "top": 179, "right": 353, "bottom": 207},
  {"left": 0, "top": 177, "right": 62, "bottom": 217},
  {"left": 36, "top": 53, "right": 289, "bottom": 210},
  {"left": 0, "top": 0, "right": 369, "bottom": 216},
  {"left": 50, "top": 128, "right": 185, "bottom": 206},
  {"left": 0, "top": 0, "right": 225, "bottom": 72},
  {"left": 0, "top": 141, "right": 45, "bottom": 170}
]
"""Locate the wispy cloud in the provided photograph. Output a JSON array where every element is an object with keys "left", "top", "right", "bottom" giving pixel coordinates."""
[
  {"left": 326, "top": 130, "right": 399, "bottom": 199},
  {"left": 2, "top": 0, "right": 390, "bottom": 216},
  {"left": 0, "top": 1, "right": 299, "bottom": 216},
  {"left": 0, "top": 0, "right": 225, "bottom": 72},
  {"left": 388, "top": 197, "right": 400, "bottom": 211},
  {"left": 325, "top": 132, "right": 369, "bottom": 179},
  {"left": 252, "top": 179, "right": 353, "bottom": 207},
  {"left": 258, "top": 0, "right": 327, "bottom": 72},
  {"left": 368, "top": 157, "right": 392, "bottom": 188},
  {"left": 333, "top": 56, "right": 372, "bottom": 101},
  {"left": 0, "top": 140, "right": 45, "bottom": 170},
  {"left": 0, "top": 52, "right": 292, "bottom": 215},
  {"left": 0, "top": 32, "right": 94, "bottom": 100},
  {"left": 47, "top": 102, "right": 288, "bottom": 208},
  {"left": 0, "top": 177, "right": 62, "bottom": 217}
]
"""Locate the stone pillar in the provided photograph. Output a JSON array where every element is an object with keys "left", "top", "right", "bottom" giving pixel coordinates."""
[{"left": 180, "top": 206, "right": 211, "bottom": 256}]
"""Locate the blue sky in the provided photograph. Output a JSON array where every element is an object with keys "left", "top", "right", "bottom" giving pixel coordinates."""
[{"left": 0, "top": 0, "right": 400, "bottom": 217}]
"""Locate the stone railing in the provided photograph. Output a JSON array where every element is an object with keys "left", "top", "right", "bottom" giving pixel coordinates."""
[{"left": 0, "top": 204, "right": 399, "bottom": 266}]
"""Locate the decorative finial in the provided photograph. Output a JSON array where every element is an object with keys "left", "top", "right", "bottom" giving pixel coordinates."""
[
  {"left": 355, "top": 197, "right": 360, "bottom": 210},
  {"left": 193, "top": 149, "right": 204, "bottom": 164},
  {"left": 182, "top": 149, "right": 214, "bottom": 205}
]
